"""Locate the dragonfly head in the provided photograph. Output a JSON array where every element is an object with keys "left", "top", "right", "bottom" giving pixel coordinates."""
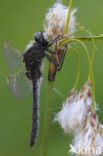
[{"left": 34, "top": 31, "right": 49, "bottom": 46}]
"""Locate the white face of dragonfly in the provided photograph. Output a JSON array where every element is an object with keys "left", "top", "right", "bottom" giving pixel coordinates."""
[
  {"left": 42, "top": 32, "right": 48, "bottom": 41},
  {"left": 25, "top": 32, "right": 49, "bottom": 52},
  {"left": 34, "top": 31, "right": 49, "bottom": 46}
]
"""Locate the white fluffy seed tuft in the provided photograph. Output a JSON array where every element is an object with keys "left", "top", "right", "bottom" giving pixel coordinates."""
[
  {"left": 73, "top": 110, "right": 103, "bottom": 155},
  {"left": 44, "top": 2, "right": 77, "bottom": 39},
  {"left": 55, "top": 82, "right": 93, "bottom": 133}
]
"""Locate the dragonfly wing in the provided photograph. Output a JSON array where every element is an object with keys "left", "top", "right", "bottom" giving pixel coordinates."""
[
  {"left": 7, "top": 69, "right": 32, "bottom": 100},
  {"left": 4, "top": 42, "right": 23, "bottom": 72}
]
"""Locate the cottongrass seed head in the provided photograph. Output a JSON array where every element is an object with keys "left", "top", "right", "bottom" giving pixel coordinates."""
[
  {"left": 44, "top": 2, "right": 77, "bottom": 40},
  {"left": 73, "top": 110, "right": 103, "bottom": 155},
  {"left": 55, "top": 81, "right": 93, "bottom": 133}
]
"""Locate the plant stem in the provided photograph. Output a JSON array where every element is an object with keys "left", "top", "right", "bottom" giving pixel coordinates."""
[
  {"left": 60, "top": 38, "right": 95, "bottom": 109},
  {"left": 59, "top": 35, "right": 103, "bottom": 46},
  {"left": 64, "top": 0, "right": 72, "bottom": 34},
  {"left": 70, "top": 28, "right": 95, "bottom": 65},
  {"left": 74, "top": 35, "right": 103, "bottom": 41},
  {"left": 69, "top": 47, "right": 80, "bottom": 90},
  {"left": 41, "top": 82, "right": 54, "bottom": 156}
]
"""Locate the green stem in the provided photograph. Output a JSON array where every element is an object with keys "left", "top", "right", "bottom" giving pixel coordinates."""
[
  {"left": 84, "top": 29, "right": 95, "bottom": 65},
  {"left": 66, "top": 28, "right": 95, "bottom": 65},
  {"left": 64, "top": 0, "right": 72, "bottom": 34},
  {"left": 69, "top": 28, "right": 88, "bottom": 37},
  {"left": 41, "top": 82, "right": 54, "bottom": 156},
  {"left": 59, "top": 35, "right": 103, "bottom": 45},
  {"left": 70, "top": 28, "right": 95, "bottom": 65},
  {"left": 60, "top": 38, "right": 95, "bottom": 110},
  {"left": 69, "top": 47, "right": 80, "bottom": 90},
  {"left": 74, "top": 35, "right": 103, "bottom": 41}
]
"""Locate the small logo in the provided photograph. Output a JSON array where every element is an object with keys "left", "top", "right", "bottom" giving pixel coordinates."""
[
  {"left": 69, "top": 144, "right": 77, "bottom": 154},
  {"left": 69, "top": 144, "right": 102, "bottom": 155}
]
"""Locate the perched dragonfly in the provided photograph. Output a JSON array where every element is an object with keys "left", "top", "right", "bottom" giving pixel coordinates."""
[{"left": 4, "top": 31, "right": 62, "bottom": 147}]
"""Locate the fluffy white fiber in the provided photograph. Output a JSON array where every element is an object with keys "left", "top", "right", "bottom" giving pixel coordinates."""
[
  {"left": 55, "top": 82, "right": 92, "bottom": 133},
  {"left": 44, "top": 2, "right": 77, "bottom": 39},
  {"left": 25, "top": 40, "right": 34, "bottom": 51},
  {"left": 73, "top": 111, "right": 103, "bottom": 155}
]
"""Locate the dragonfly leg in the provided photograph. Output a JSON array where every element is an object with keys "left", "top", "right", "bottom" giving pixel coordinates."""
[
  {"left": 45, "top": 54, "right": 60, "bottom": 66},
  {"left": 46, "top": 36, "right": 67, "bottom": 70},
  {"left": 46, "top": 49, "right": 56, "bottom": 54},
  {"left": 57, "top": 51, "right": 66, "bottom": 71},
  {"left": 47, "top": 36, "right": 59, "bottom": 48}
]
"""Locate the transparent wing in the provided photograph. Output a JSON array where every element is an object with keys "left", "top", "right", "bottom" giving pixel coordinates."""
[
  {"left": 4, "top": 42, "right": 23, "bottom": 72},
  {"left": 7, "top": 69, "right": 32, "bottom": 100}
]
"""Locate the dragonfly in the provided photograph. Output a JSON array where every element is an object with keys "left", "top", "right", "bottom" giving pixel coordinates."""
[{"left": 4, "top": 31, "right": 65, "bottom": 147}]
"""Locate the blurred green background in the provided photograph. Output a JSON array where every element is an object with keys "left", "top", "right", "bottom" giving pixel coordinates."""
[{"left": 0, "top": 0, "right": 103, "bottom": 156}]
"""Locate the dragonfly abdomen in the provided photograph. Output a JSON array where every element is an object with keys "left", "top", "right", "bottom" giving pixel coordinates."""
[{"left": 30, "top": 78, "right": 41, "bottom": 147}]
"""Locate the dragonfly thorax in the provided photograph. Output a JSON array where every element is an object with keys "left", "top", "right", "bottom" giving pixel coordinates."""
[{"left": 23, "top": 43, "right": 43, "bottom": 80}]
